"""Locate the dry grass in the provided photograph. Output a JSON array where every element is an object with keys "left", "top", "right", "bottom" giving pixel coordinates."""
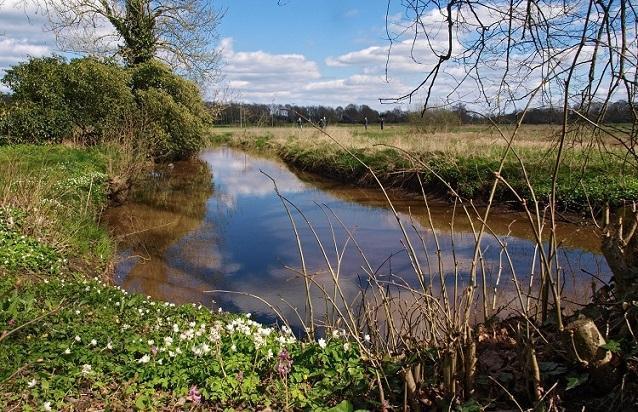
[{"left": 213, "top": 124, "right": 575, "bottom": 157}]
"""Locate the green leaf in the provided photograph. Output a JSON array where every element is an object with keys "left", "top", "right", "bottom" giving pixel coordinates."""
[
  {"left": 602, "top": 340, "right": 621, "bottom": 353},
  {"left": 328, "top": 400, "right": 354, "bottom": 412},
  {"left": 458, "top": 399, "right": 482, "bottom": 412},
  {"left": 566, "top": 373, "right": 589, "bottom": 390}
]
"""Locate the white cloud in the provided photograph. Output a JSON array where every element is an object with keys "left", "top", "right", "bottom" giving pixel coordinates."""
[
  {"left": 343, "top": 9, "right": 359, "bottom": 18},
  {"left": 218, "top": 37, "right": 412, "bottom": 108},
  {"left": 0, "top": 0, "right": 55, "bottom": 78}
]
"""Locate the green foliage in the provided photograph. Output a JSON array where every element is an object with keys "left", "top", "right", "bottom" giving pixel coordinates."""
[
  {"left": 0, "top": 57, "right": 132, "bottom": 145},
  {"left": 1, "top": 57, "right": 209, "bottom": 160},
  {"left": 565, "top": 373, "right": 589, "bottom": 390},
  {"left": 64, "top": 59, "right": 136, "bottom": 143},
  {"left": 0, "top": 145, "right": 114, "bottom": 267},
  {"left": 602, "top": 339, "right": 622, "bottom": 353},
  {"left": 0, "top": 278, "right": 373, "bottom": 409},
  {"left": 0, "top": 57, "right": 72, "bottom": 144},
  {"left": 0, "top": 208, "right": 63, "bottom": 274},
  {"left": 131, "top": 60, "right": 211, "bottom": 159}
]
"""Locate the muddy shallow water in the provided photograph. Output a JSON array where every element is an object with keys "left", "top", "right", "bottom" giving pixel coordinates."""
[{"left": 104, "top": 148, "right": 611, "bottom": 326}]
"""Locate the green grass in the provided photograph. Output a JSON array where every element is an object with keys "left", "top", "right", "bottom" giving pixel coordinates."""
[
  {"left": 211, "top": 126, "right": 638, "bottom": 210},
  {"left": 0, "top": 144, "right": 114, "bottom": 271},
  {"left": 0, "top": 143, "right": 377, "bottom": 410}
]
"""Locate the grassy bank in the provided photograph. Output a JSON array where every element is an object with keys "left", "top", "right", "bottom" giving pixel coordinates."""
[
  {"left": 0, "top": 144, "right": 376, "bottom": 410},
  {"left": 211, "top": 125, "right": 638, "bottom": 211},
  {"left": 2, "top": 143, "right": 636, "bottom": 410}
]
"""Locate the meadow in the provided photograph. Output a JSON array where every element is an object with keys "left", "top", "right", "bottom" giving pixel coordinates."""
[{"left": 211, "top": 123, "right": 638, "bottom": 211}]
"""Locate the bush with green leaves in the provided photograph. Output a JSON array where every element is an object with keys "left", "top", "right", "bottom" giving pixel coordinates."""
[
  {"left": 0, "top": 57, "right": 72, "bottom": 144},
  {"left": 0, "top": 57, "right": 210, "bottom": 159},
  {"left": 64, "top": 59, "right": 136, "bottom": 143},
  {"left": 131, "top": 60, "right": 211, "bottom": 159}
]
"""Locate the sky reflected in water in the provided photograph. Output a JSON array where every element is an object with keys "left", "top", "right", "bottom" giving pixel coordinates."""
[{"left": 105, "top": 148, "right": 611, "bottom": 326}]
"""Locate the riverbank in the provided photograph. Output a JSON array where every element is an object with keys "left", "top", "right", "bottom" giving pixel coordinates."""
[
  {"left": 1, "top": 143, "right": 636, "bottom": 410},
  {"left": 0, "top": 144, "right": 374, "bottom": 410},
  {"left": 210, "top": 125, "right": 638, "bottom": 211}
]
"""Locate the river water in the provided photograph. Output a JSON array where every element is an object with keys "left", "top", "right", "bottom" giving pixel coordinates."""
[{"left": 104, "top": 148, "right": 611, "bottom": 325}]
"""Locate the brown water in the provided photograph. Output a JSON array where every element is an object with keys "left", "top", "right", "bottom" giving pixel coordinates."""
[{"left": 104, "top": 148, "right": 611, "bottom": 325}]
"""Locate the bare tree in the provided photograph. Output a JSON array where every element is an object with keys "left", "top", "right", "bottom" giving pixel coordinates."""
[
  {"left": 383, "top": 0, "right": 638, "bottom": 295},
  {"left": 35, "top": 0, "right": 223, "bottom": 80}
]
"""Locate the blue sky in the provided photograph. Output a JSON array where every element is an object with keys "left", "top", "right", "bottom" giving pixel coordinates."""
[
  {"left": 1, "top": 1, "right": 624, "bottom": 111},
  {"left": 219, "top": 0, "right": 385, "bottom": 62},
  {"left": 215, "top": 0, "right": 428, "bottom": 108},
  {"left": 0, "top": 0, "right": 459, "bottom": 109}
]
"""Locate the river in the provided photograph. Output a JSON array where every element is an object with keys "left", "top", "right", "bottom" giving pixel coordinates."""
[{"left": 104, "top": 147, "right": 611, "bottom": 326}]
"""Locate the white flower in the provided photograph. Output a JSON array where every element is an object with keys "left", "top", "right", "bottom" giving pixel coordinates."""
[
  {"left": 331, "top": 330, "right": 340, "bottom": 339},
  {"left": 90, "top": 339, "right": 97, "bottom": 346},
  {"left": 147, "top": 340, "right": 155, "bottom": 346},
  {"left": 106, "top": 342, "right": 113, "bottom": 350},
  {"left": 172, "top": 324, "right": 179, "bottom": 332},
  {"left": 164, "top": 336, "right": 173, "bottom": 346},
  {"left": 168, "top": 350, "right": 176, "bottom": 358},
  {"left": 265, "top": 349, "right": 274, "bottom": 360},
  {"left": 137, "top": 354, "right": 151, "bottom": 364},
  {"left": 318, "top": 338, "right": 327, "bottom": 349},
  {"left": 43, "top": 401, "right": 52, "bottom": 411},
  {"left": 158, "top": 359, "right": 163, "bottom": 365},
  {"left": 230, "top": 344, "right": 237, "bottom": 352},
  {"left": 189, "top": 321, "right": 196, "bottom": 328},
  {"left": 81, "top": 364, "right": 92, "bottom": 375},
  {"left": 64, "top": 348, "right": 71, "bottom": 355},
  {"left": 246, "top": 313, "right": 251, "bottom": 318},
  {"left": 115, "top": 301, "right": 120, "bottom": 306},
  {"left": 27, "top": 378, "right": 37, "bottom": 388},
  {"left": 364, "top": 334, "right": 371, "bottom": 342},
  {"left": 343, "top": 342, "right": 351, "bottom": 351},
  {"left": 75, "top": 310, "right": 80, "bottom": 315},
  {"left": 74, "top": 336, "right": 81, "bottom": 342},
  {"left": 218, "top": 307, "right": 223, "bottom": 313}
]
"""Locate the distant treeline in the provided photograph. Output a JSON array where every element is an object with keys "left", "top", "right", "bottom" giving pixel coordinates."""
[
  {"left": 213, "top": 101, "right": 637, "bottom": 127},
  {"left": 214, "top": 103, "right": 409, "bottom": 126}
]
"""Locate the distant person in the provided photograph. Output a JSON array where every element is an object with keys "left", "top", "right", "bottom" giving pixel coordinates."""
[
  {"left": 380, "top": 116, "right": 385, "bottom": 130},
  {"left": 364, "top": 117, "right": 368, "bottom": 130},
  {"left": 297, "top": 117, "right": 303, "bottom": 129},
  {"left": 320, "top": 116, "right": 327, "bottom": 129}
]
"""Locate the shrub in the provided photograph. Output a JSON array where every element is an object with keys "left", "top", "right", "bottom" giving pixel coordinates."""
[
  {"left": 130, "top": 60, "right": 210, "bottom": 159},
  {"left": 0, "top": 57, "right": 210, "bottom": 159},
  {"left": 64, "top": 58, "right": 136, "bottom": 143},
  {"left": 0, "top": 57, "right": 72, "bottom": 144}
]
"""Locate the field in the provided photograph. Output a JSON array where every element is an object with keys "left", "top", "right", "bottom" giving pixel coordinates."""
[{"left": 211, "top": 124, "right": 638, "bottom": 210}]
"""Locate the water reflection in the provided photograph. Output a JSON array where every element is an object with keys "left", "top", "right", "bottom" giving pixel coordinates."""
[{"left": 105, "top": 148, "right": 611, "bottom": 326}]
